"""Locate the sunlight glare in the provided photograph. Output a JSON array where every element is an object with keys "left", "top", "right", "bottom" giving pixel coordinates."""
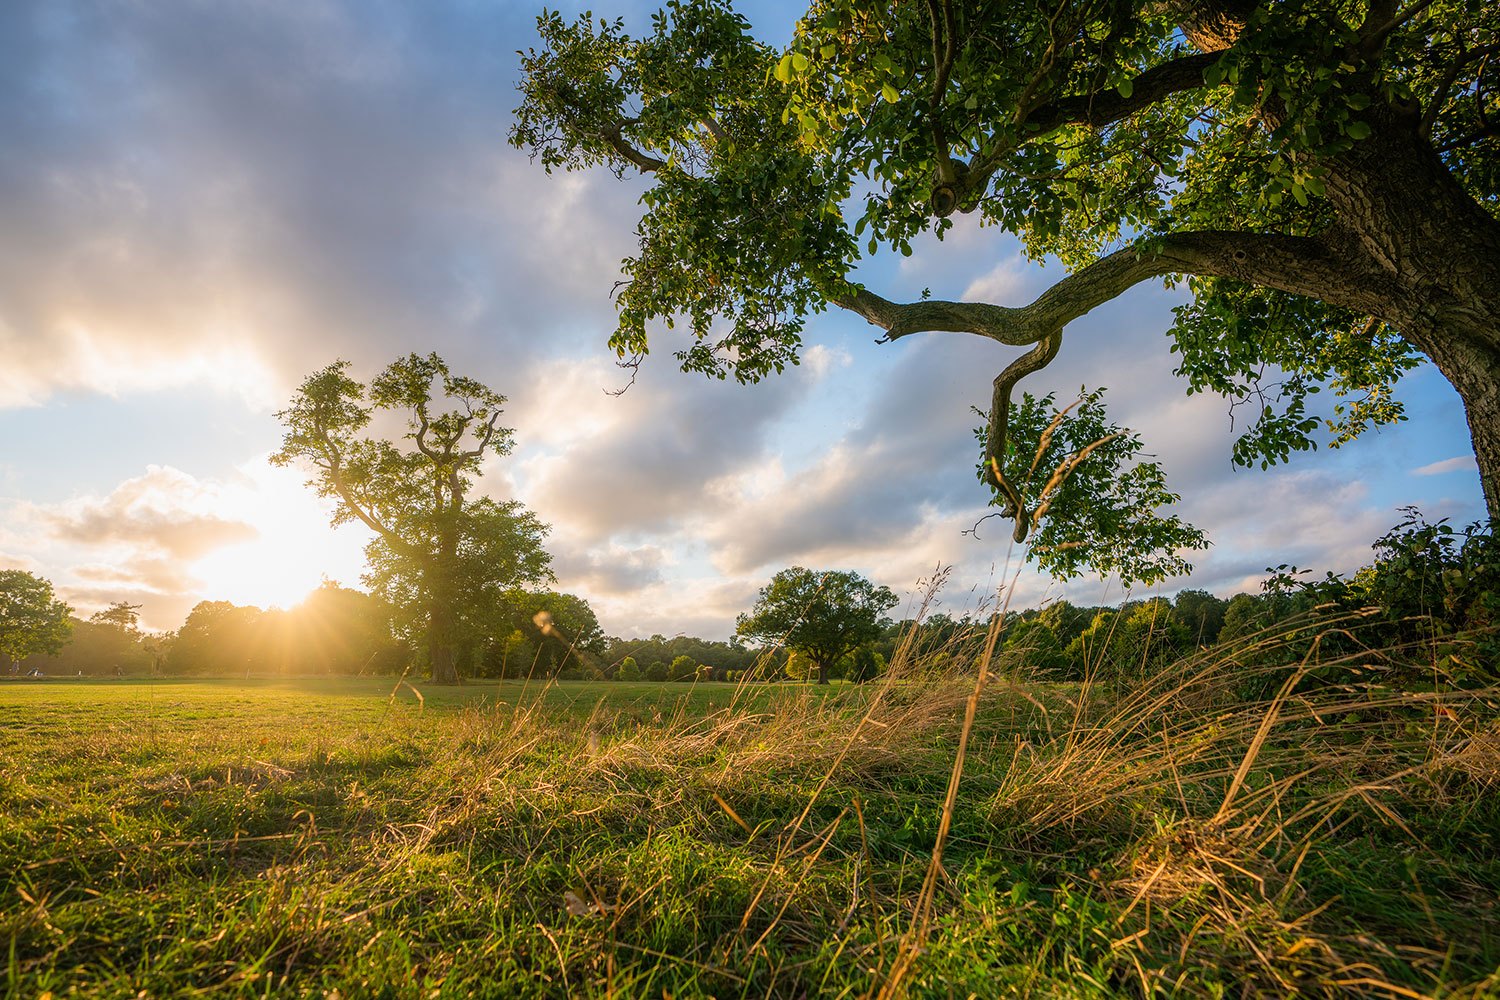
[{"left": 188, "top": 460, "right": 369, "bottom": 610}]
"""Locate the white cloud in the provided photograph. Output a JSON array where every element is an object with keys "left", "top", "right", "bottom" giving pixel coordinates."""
[
  {"left": 962, "top": 252, "right": 1034, "bottom": 304},
  {"left": 1411, "top": 455, "right": 1477, "bottom": 476}
]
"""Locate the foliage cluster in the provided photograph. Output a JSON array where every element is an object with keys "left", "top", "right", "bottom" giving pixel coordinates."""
[
  {"left": 0, "top": 569, "right": 72, "bottom": 671},
  {"left": 999, "top": 511, "right": 1499, "bottom": 692}
]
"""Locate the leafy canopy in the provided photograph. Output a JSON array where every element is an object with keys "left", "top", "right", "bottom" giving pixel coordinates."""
[
  {"left": 0, "top": 569, "right": 74, "bottom": 665},
  {"left": 272, "top": 354, "right": 553, "bottom": 672},
  {"left": 736, "top": 567, "right": 898, "bottom": 676},
  {"left": 983, "top": 388, "right": 1207, "bottom": 586},
  {"left": 513, "top": 0, "right": 1500, "bottom": 580}
]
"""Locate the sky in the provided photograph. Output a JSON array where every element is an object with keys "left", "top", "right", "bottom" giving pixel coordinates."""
[{"left": 0, "top": 0, "right": 1486, "bottom": 639}]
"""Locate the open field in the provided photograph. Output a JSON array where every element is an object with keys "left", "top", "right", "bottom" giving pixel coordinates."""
[{"left": 3, "top": 658, "right": 1499, "bottom": 998}]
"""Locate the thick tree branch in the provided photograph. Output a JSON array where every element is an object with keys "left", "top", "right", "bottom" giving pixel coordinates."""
[
  {"left": 459, "top": 412, "right": 504, "bottom": 463},
  {"left": 602, "top": 123, "right": 666, "bottom": 172},
  {"left": 832, "top": 229, "right": 1395, "bottom": 346},
  {"left": 1034, "top": 52, "right": 1223, "bottom": 131},
  {"left": 1421, "top": 42, "right": 1500, "bottom": 136},
  {"left": 833, "top": 225, "right": 1408, "bottom": 541},
  {"left": 1359, "top": 0, "right": 1434, "bottom": 52},
  {"left": 321, "top": 452, "right": 413, "bottom": 558}
]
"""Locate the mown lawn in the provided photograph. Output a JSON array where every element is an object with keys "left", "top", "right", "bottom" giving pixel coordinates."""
[{"left": 2, "top": 662, "right": 1498, "bottom": 998}]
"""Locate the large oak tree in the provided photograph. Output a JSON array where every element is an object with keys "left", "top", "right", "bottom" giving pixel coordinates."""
[
  {"left": 512, "top": 0, "right": 1500, "bottom": 563},
  {"left": 273, "top": 354, "right": 552, "bottom": 683}
]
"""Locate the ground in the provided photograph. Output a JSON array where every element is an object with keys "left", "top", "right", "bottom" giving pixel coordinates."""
[{"left": 2, "top": 667, "right": 1497, "bottom": 998}]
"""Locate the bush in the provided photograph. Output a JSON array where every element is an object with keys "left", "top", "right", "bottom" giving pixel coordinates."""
[
  {"left": 617, "top": 656, "right": 640, "bottom": 681},
  {"left": 645, "top": 661, "right": 669, "bottom": 682},
  {"left": 1231, "top": 510, "right": 1498, "bottom": 691}
]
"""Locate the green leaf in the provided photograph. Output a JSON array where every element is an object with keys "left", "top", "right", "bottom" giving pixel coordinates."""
[
  {"left": 791, "top": 51, "right": 809, "bottom": 73},
  {"left": 881, "top": 82, "right": 900, "bottom": 104},
  {"left": 774, "top": 53, "right": 793, "bottom": 84},
  {"left": 1117, "top": 77, "right": 1133, "bottom": 99},
  {"left": 1345, "top": 120, "right": 1371, "bottom": 140}
]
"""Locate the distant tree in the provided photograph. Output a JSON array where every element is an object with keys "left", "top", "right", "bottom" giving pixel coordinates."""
[
  {"left": 1172, "top": 590, "right": 1229, "bottom": 646},
  {"left": 69, "top": 600, "right": 147, "bottom": 676},
  {"left": 737, "top": 568, "right": 898, "bottom": 685},
  {"left": 783, "top": 650, "right": 812, "bottom": 682},
  {"left": 486, "top": 628, "right": 539, "bottom": 679},
  {"left": 849, "top": 645, "right": 879, "bottom": 683},
  {"left": 601, "top": 633, "right": 757, "bottom": 676},
  {"left": 617, "top": 656, "right": 640, "bottom": 681},
  {"left": 166, "top": 601, "right": 263, "bottom": 675},
  {"left": 89, "top": 601, "right": 142, "bottom": 637},
  {"left": 286, "top": 583, "right": 404, "bottom": 674},
  {"left": 1220, "top": 593, "right": 1273, "bottom": 643},
  {"left": 515, "top": 592, "right": 606, "bottom": 676},
  {"left": 273, "top": 353, "right": 553, "bottom": 683},
  {"left": 0, "top": 571, "right": 73, "bottom": 673},
  {"left": 669, "top": 654, "right": 696, "bottom": 681},
  {"left": 645, "top": 660, "right": 669, "bottom": 682},
  {"left": 1120, "top": 598, "right": 1193, "bottom": 665}
]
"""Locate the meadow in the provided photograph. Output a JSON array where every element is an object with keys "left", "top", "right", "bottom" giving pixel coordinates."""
[{"left": 3, "top": 630, "right": 1499, "bottom": 999}]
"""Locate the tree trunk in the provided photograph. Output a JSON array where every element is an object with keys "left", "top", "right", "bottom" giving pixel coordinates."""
[
  {"left": 816, "top": 660, "right": 830, "bottom": 685},
  {"left": 1319, "top": 109, "right": 1500, "bottom": 522},
  {"left": 1409, "top": 318, "right": 1500, "bottom": 521},
  {"left": 428, "top": 602, "right": 460, "bottom": 685}
]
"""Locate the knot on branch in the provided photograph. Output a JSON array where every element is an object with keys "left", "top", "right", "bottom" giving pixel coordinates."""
[{"left": 929, "top": 159, "right": 971, "bottom": 217}]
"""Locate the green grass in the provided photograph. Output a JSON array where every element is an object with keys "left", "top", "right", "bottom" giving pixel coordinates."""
[{"left": 3, "top": 653, "right": 1498, "bottom": 998}]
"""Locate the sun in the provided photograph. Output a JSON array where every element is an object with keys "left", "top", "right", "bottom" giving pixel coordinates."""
[
  {"left": 191, "top": 539, "right": 334, "bottom": 610},
  {"left": 188, "top": 461, "right": 369, "bottom": 610}
]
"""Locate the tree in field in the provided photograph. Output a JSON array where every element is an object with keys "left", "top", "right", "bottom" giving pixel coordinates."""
[
  {"left": 273, "top": 354, "right": 553, "bottom": 683},
  {"left": 737, "top": 568, "right": 898, "bottom": 684},
  {"left": 84, "top": 601, "right": 147, "bottom": 675},
  {"left": 513, "top": 591, "right": 607, "bottom": 676},
  {"left": 0, "top": 570, "right": 73, "bottom": 673},
  {"left": 514, "top": 0, "right": 1500, "bottom": 574},
  {"left": 89, "top": 601, "right": 142, "bottom": 637},
  {"left": 669, "top": 653, "right": 697, "bottom": 681}
]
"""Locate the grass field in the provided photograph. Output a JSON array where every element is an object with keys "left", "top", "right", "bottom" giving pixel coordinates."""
[{"left": 3, "top": 650, "right": 1499, "bottom": 998}]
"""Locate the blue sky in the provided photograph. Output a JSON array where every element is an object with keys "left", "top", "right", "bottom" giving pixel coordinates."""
[{"left": 0, "top": 0, "right": 1485, "bottom": 637}]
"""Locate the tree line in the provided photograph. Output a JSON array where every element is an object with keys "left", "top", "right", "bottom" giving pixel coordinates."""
[{"left": 8, "top": 510, "right": 1492, "bottom": 688}]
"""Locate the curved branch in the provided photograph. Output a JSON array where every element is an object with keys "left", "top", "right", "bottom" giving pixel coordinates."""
[
  {"left": 832, "top": 229, "right": 1395, "bottom": 346},
  {"left": 834, "top": 227, "right": 1399, "bottom": 543},
  {"left": 322, "top": 454, "right": 414, "bottom": 558},
  {"left": 459, "top": 412, "right": 504, "bottom": 463},
  {"left": 601, "top": 123, "right": 666, "bottom": 172},
  {"left": 985, "top": 331, "right": 1063, "bottom": 542},
  {"left": 1359, "top": 0, "right": 1434, "bottom": 52}
]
